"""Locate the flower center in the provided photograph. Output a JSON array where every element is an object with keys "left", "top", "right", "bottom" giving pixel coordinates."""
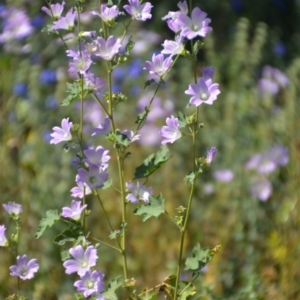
[
  {"left": 201, "top": 92, "right": 208, "bottom": 100},
  {"left": 87, "top": 280, "right": 94, "bottom": 288},
  {"left": 81, "top": 261, "right": 88, "bottom": 268}
]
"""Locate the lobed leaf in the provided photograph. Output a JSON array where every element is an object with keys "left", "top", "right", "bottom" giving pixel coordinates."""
[
  {"left": 134, "top": 194, "right": 165, "bottom": 222},
  {"left": 35, "top": 210, "right": 60, "bottom": 239},
  {"left": 134, "top": 146, "right": 171, "bottom": 179}
]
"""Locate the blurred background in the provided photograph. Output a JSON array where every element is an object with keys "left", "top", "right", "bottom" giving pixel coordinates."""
[{"left": 0, "top": 0, "right": 300, "bottom": 299}]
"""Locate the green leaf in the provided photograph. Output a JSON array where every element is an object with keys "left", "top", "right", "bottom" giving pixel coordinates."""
[
  {"left": 184, "top": 243, "right": 219, "bottom": 273},
  {"left": 184, "top": 170, "right": 201, "bottom": 184},
  {"left": 125, "top": 35, "right": 135, "bottom": 53},
  {"left": 134, "top": 146, "right": 171, "bottom": 179},
  {"left": 101, "top": 178, "right": 113, "bottom": 190},
  {"left": 35, "top": 210, "right": 60, "bottom": 239},
  {"left": 134, "top": 194, "right": 165, "bottom": 222},
  {"left": 193, "top": 40, "right": 203, "bottom": 56},
  {"left": 113, "top": 130, "right": 131, "bottom": 147},
  {"left": 60, "top": 248, "right": 71, "bottom": 261},
  {"left": 102, "top": 276, "right": 123, "bottom": 300},
  {"left": 75, "top": 293, "right": 86, "bottom": 300},
  {"left": 53, "top": 227, "right": 84, "bottom": 245},
  {"left": 109, "top": 222, "right": 126, "bottom": 240},
  {"left": 61, "top": 82, "right": 87, "bottom": 106},
  {"left": 135, "top": 109, "right": 148, "bottom": 125},
  {"left": 177, "top": 111, "right": 187, "bottom": 128}
]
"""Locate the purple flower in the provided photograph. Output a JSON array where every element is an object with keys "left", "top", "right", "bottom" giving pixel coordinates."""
[
  {"left": 161, "top": 35, "right": 185, "bottom": 57},
  {"left": 123, "top": 0, "right": 153, "bottom": 21},
  {"left": 250, "top": 178, "right": 272, "bottom": 201},
  {"left": 83, "top": 146, "right": 110, "bottom": 171},
  {"left": 74, "top": 270, "right": 104, "bottom": 297},
  {"left": 63, "top": 245, "right": 98, "bottom": 276},
  {"left": 71, "top": 175, "right": 92, "bottom": 199},
  {"left": 177, "top": 7, "right": 212, "bottom": 39},
  {"left": 0, "top": 7, "right": 33, "bottom": 43},
  {"left": 0, "top": 225, "right": 8, "bottom": 247},
  {"left": 258, "top": 78, "right": 279, "bottom": 97},
  {"left": 213, "top": 169, "right": 234, "bottom": 182},
  {"left": 94, "top": 36, "right": 122, "bottom": 61},
  {"left": 52, "top": 8, "right": 76, "bottom": 31},
  {"left": 84, "top": 73, "right": 106, "bottom": 94},
  {"left": 185, "top": 78, "right": 220, "bottom": 107},
  {"left": 9, "top": 255, "right": 39, "bottom": 280},
  {"left": 62, "top": 200, "right": 87, "bottom": 221},
  {"left": 160, "top": 115, "right": 181, "bottom": 145},
  {"left": 126, "top": 181, "right": 153, "bottom": 203},
  {"left": 206, "top": 147, "right": 217, "bottom": 164},
  {"left": 3, "top": 202, "right": 22, "bottom": 216},
  {"left": 41, "top": 2, "right": 65, "bottom": 19},
  {"left": 67, "top": 50, "right": 92, "bottom": 76},
  {"left": 269, "top": 145, "right": 289, "bottom": 166},
  {"left": 92, "top": 4, "right": 120, "bottom": 24},
  {"left": 162, "top": 1, "right": 188, "bottom": 21},
  {"left": 50, "top": 118, "right": 73, "bottom": 144},
  {"left": 144, "top": 53, "right": 173, "bottom": 77},
  {"left": 77, "top": 166, "right": 109, "bottom": 190},
  {"left": 202, "top": 67, "right": 214, "bottom": 80},
  {"left": 92, "top": 117, "right": 111, "bottom": 136}
]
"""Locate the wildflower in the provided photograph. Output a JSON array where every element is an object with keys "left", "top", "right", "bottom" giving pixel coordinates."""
[
  {"left": 9, "top": 255, "right": 39, "bottom": 280},
  {"left": 52, "top": 8, "right": 76, "bottom": 31},
  {"left": 92, "top": 117, "right": 111, "bottom": 136},
  {"left": 74, "top": 270, "right": 104, "bottom": 297},
  {"left": 71, "top": 175, "right": 92, "bottom": 199},
  {"left": 84, "top": 73, "right": 106, "bottom": 94},
  {"left": 202, "top": 67, "right": 214, "bottom": 80},
  {"left": 126, "top": 181, "right": 153, "bottom": 203},
  {"left": 92, "top": 4, "right": 120, "bottom": 24},
  {"left": 162, "top": 0, "right": 188, "bottom": 21},
  {"left": 123, "top": 0, "right": 153, "bottom": 21},
  {"left": 0, "top": 225, "right": 8, "bottom": 247},
  {"left": 185, "top": 77, "right": 220, "bottom": 107},
  {"left": 66, "top": 49, "right": 92, "bottom": 76},
  {"left": 144, "top": 53, "right": 173, "bottom": 77},
  {"left": 250, "top": 178, "right": 272, "bottom": 201},
  {"left": 3, "top": 202, "right": 22, "bottom": 216},
  {"left": 77, "top": 166, "right": 109, "bottom": 190},
  {"left": 61, "top": 200, "right": 87, "bottom": 221},
  {"left": 177, "top": 7, "right": 212, "bottom": 39},
  {"left": 161, "top": 35, "right": 185, "bottom": 57},
  {"left": 213, "top": 169, "right": 234, "bottom": 182},
  {"left": 50, "top": 118, "right": 73, "bottom": 144},
  {"left": 0, "top": 8, "right": 33, "bottom": 43},
  {"left": 41, "top": 2, "right": 65, "bottom": 19},
  {"left": 269, "top": 145, "right": 289, "bottom": 166},
  {"left": 94, "top": 36, "right": 121, "bottom": 61},
  {"left": 83, "top": 146, "right": 110, "bottom": 171},
  {"left": 206, "top": 147, "right": 217, "bottom": 164},
  {"left": 160, "top": 115, "right": 181, "bottom": 145},
  {"left": 63, "top": 245, "right": 98, "bottom": 276}
]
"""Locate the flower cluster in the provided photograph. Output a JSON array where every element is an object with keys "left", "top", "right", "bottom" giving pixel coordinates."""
[
  {"left": 258, "top": 65, "right": 289, "bottom": 97},
  {"left": 245, "top": 145, "right": 289, "bottom": 201},
  {"left": 1, "top": 202, "right": 40, "bottom": 281}
]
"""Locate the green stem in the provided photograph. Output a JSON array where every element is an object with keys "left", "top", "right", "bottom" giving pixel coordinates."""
[
  {"left": 90, "top": 236, "right": 122, "bottom": 253},
  {"left": 106, "top": 61, "right": 129, "bottom": 281}
]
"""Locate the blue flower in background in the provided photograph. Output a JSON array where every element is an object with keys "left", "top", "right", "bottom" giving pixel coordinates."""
[
  {"left": 230, "top": 0, "right": 244, "bottom": 13},
  {"left": 45, "top": 95, "right": 58, "bottom": 109},
  {"left": 128, "top": 58, "right": 143, "bottom": 77},
  {"left": 13, "top": 82, "right": 28, "bottom": 98},
  {"left": 40, "top": 69, "right": 57, "bottom": 85},
  {"left": 31, "top": 14, "right": 45, "bottom": 29},
  {"left": 273, "top": 42, "right": 286, "bottom": 57}
]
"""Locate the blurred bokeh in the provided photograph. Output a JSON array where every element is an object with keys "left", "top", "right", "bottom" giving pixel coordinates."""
[{"left": 0, "top": 0, "right": 300, "bottom": 299}]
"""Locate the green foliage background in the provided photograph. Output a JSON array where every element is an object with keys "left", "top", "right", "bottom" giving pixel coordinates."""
[{"left": 0, "top": 0, "right": 300, "bottom": 299}]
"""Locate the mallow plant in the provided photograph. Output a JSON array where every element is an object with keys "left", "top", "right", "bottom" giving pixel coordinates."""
[{"left": 1, "top": 0, "right": 222, "bottom": 299}]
